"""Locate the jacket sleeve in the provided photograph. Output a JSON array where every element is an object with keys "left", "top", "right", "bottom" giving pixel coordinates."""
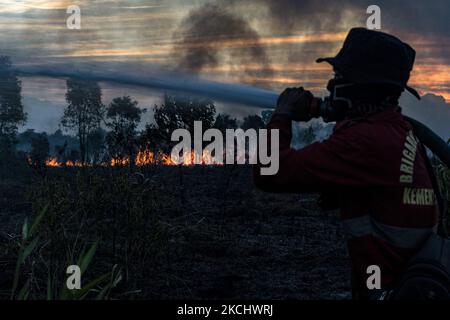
[{"left": 253, "top": 114, "right": 384, "bottom": 193}]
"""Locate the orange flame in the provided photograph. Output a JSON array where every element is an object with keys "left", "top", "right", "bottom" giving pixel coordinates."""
[
  {"left": 65, "top": 160, "right": 83, "bottom": 167},
  {"left": 41, "top": 149, "right": 223, "bottom": 168},
  {"left": 45, "top": 158, "right": 62, "bottom": 167},
  {"left": 135, "top": 149, "right": 156, "bottom": 166},
  {"left": 110, "top": 157, "right": 130, "bottom": 166}
]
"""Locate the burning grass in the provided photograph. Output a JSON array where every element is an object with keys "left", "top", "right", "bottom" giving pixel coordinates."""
[{"left": 42, "top": 148, "right": 222, "bottom": 168}]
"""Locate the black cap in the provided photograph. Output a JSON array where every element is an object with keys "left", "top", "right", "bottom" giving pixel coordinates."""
[{"left": 316, "top": 28, "right": 421, "bottom": 99}]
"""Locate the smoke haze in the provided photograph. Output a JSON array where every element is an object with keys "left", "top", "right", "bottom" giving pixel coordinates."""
[
  {"left": 173, "top": 2, "right": 274, "bottom": 86},
  {"left": 0, "top": 0, "right": 447, "bottom": 140}
]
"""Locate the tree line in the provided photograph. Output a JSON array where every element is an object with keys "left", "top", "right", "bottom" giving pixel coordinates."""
[{"left": 0, "top": 56, "right": 271, "bottom": 167}]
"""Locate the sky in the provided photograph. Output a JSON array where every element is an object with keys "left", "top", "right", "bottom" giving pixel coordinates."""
[{"left": 0, "top": 0, "right": 449, "bottom": 138}]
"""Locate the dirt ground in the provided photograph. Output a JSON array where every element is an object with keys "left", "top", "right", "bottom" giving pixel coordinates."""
[{"left": 0, "top": 164, "right": 352, "bottom": 300}]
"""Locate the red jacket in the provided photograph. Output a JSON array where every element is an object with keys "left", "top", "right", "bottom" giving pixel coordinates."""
[{"left": 254, "top": 106, "right": 439, "bottom": 298}]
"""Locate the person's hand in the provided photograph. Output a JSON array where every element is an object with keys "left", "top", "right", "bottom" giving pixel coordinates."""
[{"left": 275, "top": 87, "right": 315, "bottom": 121}]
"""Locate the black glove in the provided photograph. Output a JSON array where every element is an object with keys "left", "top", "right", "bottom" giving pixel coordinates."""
[{"left": 275, "top": 87, "right": 314, "bottom": 122}]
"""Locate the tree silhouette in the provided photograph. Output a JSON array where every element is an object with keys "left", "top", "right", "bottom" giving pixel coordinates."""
[
  {"left": 151, "top": 94, "right": 216, "bottom": 151},
  {"left": 0, "top": 56, "right": 26, "bottom": 157},
  {"left": 213, "top": 113, "right": 238, "bottom": 133},
  {"left": 61, "top": 78, "right": 105, "bottom": 164},
  {"left": 106, "top": 96, "right": 143, "bottom": 163},
  {"left": 29, "top": 133, "right": 49, "bottom": 170},
  {"left": 242, "top": 114, "right": 265, "bottom": 130}
]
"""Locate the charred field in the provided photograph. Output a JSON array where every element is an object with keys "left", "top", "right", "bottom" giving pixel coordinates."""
[{"left": 0, "top": 162, "right": 351, "bottom": 300}]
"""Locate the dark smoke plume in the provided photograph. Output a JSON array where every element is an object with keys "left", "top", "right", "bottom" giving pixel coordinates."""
[
  {"left": 261, "top": 0, "right": 450, "bottom": 36},
  {"left": 173, "top": 3, "right": 273, "bottom": 86},
  {"left": 263, "top": 0, "right": 359, "bottom": 33}
]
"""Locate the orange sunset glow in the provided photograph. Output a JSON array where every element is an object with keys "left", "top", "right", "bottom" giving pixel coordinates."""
[{"left": 1, "top": 0, "right": 448, "bottom": 137}]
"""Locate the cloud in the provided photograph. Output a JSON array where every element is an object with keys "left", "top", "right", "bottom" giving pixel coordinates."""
[
  {"left": 400, "top": 92, "right": 450, "bottom": 140},
  {"left": 3, "top": 0, "right": 448, "bottom": 137},
  {"left": 2, "top": 0, "right": 449, "bottom": 99},
  {"left": 259, "top": 0, "right": 450, "bottom": 37}
]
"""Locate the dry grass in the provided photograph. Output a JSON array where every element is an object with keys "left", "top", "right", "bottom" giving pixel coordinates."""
[{"left": 0, "top": 163, "right": 351, "bottom": 300}]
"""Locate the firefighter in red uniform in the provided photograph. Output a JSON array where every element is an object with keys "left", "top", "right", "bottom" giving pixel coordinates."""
[{"left": 254, "top": 28, "right": 440, "bottom": 299}]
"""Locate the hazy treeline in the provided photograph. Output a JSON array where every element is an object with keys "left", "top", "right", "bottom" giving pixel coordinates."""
[{"left": 0, "top": 56, "right": 280, "bottom": 168}]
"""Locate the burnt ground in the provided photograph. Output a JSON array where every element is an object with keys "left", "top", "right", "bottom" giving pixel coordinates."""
[{"left": 0, "top": 164, "right": 351, "bottom": 300}]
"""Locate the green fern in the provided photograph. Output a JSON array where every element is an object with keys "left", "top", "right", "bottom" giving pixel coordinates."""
[{"left": 12, "top": 207, "right": 122, "bottom": 300}]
